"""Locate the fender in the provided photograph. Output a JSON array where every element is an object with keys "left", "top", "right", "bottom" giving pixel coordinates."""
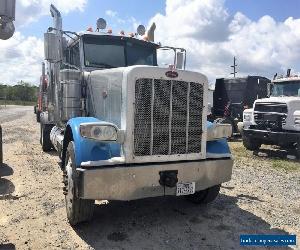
[
  {"left": 62, "top": 117, "right": 121, "bottom": 167},
  {"left": 206, "top": 121, "right": 231, "bottom": 158}
]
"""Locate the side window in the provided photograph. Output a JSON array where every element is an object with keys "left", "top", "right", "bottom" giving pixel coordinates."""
[
  {"left": 71, "top": 43, "right": 80, "bottom": 67},
  {"left": 64, "top": 49, "right": 69, "bottom": 64}
]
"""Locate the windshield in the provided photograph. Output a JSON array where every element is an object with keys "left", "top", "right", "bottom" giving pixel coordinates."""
[
  {"left": 83, "top": 36, "right": 157, "bottom": 68},
  {"left": 271, "top": 81, "right": 300, "bottom": 97}
]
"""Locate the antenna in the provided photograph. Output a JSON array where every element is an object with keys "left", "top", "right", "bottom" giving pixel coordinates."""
[{"left": 230, "top": 56, "right": 237, "bottom": 78}]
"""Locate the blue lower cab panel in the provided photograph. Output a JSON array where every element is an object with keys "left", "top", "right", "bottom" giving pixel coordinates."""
[{"left": 206, "top": 138, "right": 231, "bottom": 156}]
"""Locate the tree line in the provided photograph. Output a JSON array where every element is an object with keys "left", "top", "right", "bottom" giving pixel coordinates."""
[{"left": 0, "top": 82, "right": 38, "bottom": 103}]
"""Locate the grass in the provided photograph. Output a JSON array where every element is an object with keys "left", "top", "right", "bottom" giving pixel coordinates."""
[
  {"left": 271, "top": 160, "right": 300, "bottom": 172},
  {"left": 0, "top": 100, "right": 36, "bottom": 106},
  {"left": 229, "top": 141, "right": 300, "bottom": 172}
]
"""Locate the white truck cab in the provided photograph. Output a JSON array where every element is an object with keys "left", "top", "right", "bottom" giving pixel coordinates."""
[{"left": 242, "top": 73, "right": 300, "bottom": 157}]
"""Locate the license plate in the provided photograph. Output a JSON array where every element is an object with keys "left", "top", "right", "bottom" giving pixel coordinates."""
[{"left": 176, "top": 182, "right": 195, "bottom": 196}]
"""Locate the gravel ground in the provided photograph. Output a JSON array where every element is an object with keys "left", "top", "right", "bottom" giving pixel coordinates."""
[{"left": 0, "top": 106, "right": 299, "bottom": 250}]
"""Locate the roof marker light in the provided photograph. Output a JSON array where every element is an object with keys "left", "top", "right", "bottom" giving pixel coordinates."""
[
  {"left": 87, "top": 27, "right": 93, "bottom": 32},
  {"left": 107, "top": 28, "right": 112, "bottom": 34},
  {"left": 143, "top": 35, "right": 149, "bottom": 41}
]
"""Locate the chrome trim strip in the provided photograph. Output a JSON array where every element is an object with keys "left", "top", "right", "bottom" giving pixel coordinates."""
[
  {"left": 168, "top": 80, "right": 173, "bottom": 155},
  {"left": 150, "top": 78, "right": 154, "bottom": 155},
  {"left": 185, "top": 82, "right": 190, "bottom": 153}
]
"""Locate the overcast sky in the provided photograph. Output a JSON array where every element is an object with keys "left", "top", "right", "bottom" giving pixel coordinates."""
[{"left": 1, "top": 0, "right": 300, "bottom": 85}]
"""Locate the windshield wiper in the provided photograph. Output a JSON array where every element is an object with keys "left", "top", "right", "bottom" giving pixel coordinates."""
[{"left": 87, "top": 62, "right": 115, "bottom": 68}]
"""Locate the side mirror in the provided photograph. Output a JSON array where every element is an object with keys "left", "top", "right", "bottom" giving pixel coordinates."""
[
  {"left": 176, "top": 52, "right": 184, "bottom": 69},
  {"left": 44, "top": 32, "right": 62, "bottom": 62},
  {"left": 267, "top": 83, "right": 273, "bottom": 97}
]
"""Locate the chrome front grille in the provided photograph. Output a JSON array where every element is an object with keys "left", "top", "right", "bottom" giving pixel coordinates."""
[
  {"left": 254, "top": 102, "right": 287, "bottom": 113},
  {"left": 253, "top": 102, "right": 288, "bottom": 131},
  {"left": 134, "top": 78, "right": 203, "bottom": 156}
]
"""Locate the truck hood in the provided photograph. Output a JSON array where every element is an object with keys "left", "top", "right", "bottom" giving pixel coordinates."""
[{"left": 255, "top": 96, "right": 300, "bottom": 105}]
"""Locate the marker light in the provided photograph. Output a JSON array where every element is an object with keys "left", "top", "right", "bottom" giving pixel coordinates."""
[
  {"left": 107, "top": 28, "right": 112, "bottom": 34},
  {"left": 128, "top": 32, "right": 134, "bottom": 37},
  {"left": 87, "top": 27, "right": 93, "bottom": 32}
]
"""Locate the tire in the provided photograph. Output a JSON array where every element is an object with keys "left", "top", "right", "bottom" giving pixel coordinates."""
[
  {"left": 242, "top": 135, "right": 261, "bottom": 151},
  {"left": 296, "top": 143, "right": 300, "bottom": 159},
  {"left": 41, "top": 124, "right": 53, "bottom": 152},
  {"left": 186, "top": 185, "right": 221, "bottom": 204},
  {"left": 64, "top": 142, "right": 94, "bottom": 225}
]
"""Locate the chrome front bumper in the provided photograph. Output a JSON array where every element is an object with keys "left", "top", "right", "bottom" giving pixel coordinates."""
[{"left": 77, "top": 158, "right": 233, "bottom": 200}]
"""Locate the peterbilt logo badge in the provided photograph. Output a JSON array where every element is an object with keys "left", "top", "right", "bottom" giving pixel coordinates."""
[{"left": 165, "top": 71, "right": 178, "bottom": 78}]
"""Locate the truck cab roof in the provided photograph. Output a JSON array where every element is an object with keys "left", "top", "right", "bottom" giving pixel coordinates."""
[{"left": 272, "top": 76, "right": 300, "bottom": 83}]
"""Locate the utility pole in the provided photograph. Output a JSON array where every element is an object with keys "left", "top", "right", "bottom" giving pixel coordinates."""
[{"left": 230, "top": 56, "right": 237, "bottom": 78}]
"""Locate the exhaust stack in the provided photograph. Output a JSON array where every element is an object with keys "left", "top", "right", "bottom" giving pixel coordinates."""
[
  {"left": 50, "top": 4, "right": 62, "bottom": 33},
  {"left": 147, "top": 22, "right": 156, "bottom": 42}
]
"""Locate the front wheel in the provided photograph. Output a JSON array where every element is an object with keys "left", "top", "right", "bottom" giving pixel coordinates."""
[
  {"left": 64, "top": 142, "right": 94, "bottom": 225},
  {"left": 186, "top": 185, "right": 221, "bottom": 204},
  {"left": 296, "top": 142, "right": 300, "bottom": 159},
  {"left": 242, "top": 135, "right": 261, "bottom": 151}
]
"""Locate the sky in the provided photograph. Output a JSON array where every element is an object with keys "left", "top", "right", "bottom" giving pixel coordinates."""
[{"left": 1, "top": 0, "right": 300, "bottom": 85}]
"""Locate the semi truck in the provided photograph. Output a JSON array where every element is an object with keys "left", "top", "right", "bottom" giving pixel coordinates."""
[
  {"left": 40, "top": 4, "right": 233, "bottom": 225},
  {"left": 35, "top": 63, "right": 48, "bottom": 123},
  {"left": 242, "top": 70, "right": 300, "bottom": 158},
  {"left": 212, "top": 76, "right": 270, "bottom": 134}
]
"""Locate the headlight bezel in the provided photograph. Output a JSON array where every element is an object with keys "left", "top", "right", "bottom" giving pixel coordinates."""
[
  {"left": 243, "top": 113, "right": 252, "bottom": 122},
  {"left": 80, "top": 122, "right": 119, "bottom": 142}
]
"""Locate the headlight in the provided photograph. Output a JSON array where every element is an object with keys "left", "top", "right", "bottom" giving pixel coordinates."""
[
  {"left": 243, "top": 113, "right": 251, "bottom": 122},
  {"left": 294, "top": 117, "right": 300, "bottom": 125},
  {"left": 80, "top": 123, "right": 118, "bottom": 141}
]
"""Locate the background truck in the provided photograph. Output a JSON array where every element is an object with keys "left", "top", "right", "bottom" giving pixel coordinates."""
[
  {"left": 40, "top": 4, "right": 233, "bottom": 225},
  {"left": 212, "top": 76, "right": 270, "bottom": 134},
  {"left": 242, "top": 70, "right": 300, "bottom": 158},
  {"left": 35, "top": 63, "right": 48, "bottom": 123}
]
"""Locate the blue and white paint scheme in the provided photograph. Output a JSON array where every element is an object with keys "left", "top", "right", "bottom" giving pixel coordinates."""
[
  {"left": 66, "top": 117, "right": 121, "bottom": 166},
  {"left": 65, "top": 118, "right": 231, "bottom": 167}
]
